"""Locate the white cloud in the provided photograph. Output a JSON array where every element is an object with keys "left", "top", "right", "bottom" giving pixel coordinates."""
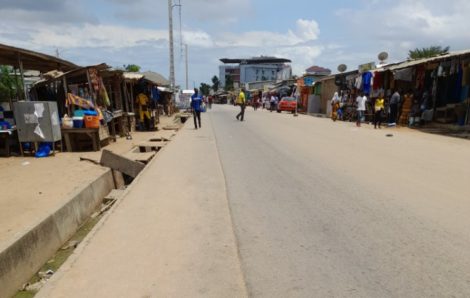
[
  {"left": 294, "top": 19, "right": 320, "bottom": 41},
  {"left": 216, "top": 18, "right": 320, "bottom": 48}
]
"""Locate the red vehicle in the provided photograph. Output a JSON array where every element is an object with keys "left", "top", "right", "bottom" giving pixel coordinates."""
[{"left": 277, "top": 97, "right": 297, "bottom": 113}]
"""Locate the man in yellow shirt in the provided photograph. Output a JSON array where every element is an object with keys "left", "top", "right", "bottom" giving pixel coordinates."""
[
  {"left": 136, "top": 92, "right": 151, "bottom": 130},
  {"left": 236, "top": 89, "right": 246, "bottom": 121},
  {"left": 374, "top": 95, "right": 385, "bottom": 129}
]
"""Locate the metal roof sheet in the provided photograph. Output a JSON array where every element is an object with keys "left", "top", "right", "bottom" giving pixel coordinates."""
[{"left": 0, "top": 43, "right": 78, "bottom": 72}]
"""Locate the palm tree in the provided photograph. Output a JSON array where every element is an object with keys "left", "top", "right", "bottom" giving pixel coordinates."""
[{"left": 408, "top": 46, "right": 450, "bottom": 60}]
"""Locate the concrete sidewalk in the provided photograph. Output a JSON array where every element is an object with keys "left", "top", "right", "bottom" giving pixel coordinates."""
[{"left": 37, "top": 114, "right": 247, "bottom": 298}]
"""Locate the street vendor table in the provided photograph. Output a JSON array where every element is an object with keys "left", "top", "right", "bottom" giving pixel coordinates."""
[
  {"left": 0, "top": 128, "right": 17, "bottom": 156},
  {"left": 108, "top": 110, "right": 126, "bottom": 139},
  {"left": 61, "top": 128, "right": 101, "bottom": 152}
]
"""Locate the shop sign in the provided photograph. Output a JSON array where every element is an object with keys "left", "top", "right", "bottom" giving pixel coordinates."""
[{"left": 358, "top": 62, "right": 376, "bottom": 73}]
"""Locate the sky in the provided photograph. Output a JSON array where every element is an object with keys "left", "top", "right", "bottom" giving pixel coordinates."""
[{"left": 1, "top": 0, "right": 470, "bottom": 88}]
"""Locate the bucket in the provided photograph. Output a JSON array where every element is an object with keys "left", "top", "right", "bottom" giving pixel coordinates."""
[
  {"left": 84, "top": 115, "right": 100, "bottom": 128},
  {"left": 73, "top": 116, "right": 84, "bottom": 128}
]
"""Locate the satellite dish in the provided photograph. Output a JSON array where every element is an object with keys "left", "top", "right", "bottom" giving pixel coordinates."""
[
  {"left": 337, "top": 64, "right": 347, "bottom": 73},
  {"left": 378, "top": 52, "right": 389, "bottom": 62}
]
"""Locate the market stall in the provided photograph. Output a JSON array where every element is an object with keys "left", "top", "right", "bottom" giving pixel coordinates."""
[{"left": 31, "top": 64, "right": 112, "bottom": 152}]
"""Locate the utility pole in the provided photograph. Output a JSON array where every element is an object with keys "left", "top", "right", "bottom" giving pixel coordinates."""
[
  {"left": 185, "top": 44, "right": 189, "bottom": 90},
  {"left": 168, "top": 0, "right": 176, "bottom": 91}
]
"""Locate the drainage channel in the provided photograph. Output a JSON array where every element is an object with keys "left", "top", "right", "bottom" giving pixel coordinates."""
[{"left": 13, "top": 133, "right": 177, "bottom": 298}]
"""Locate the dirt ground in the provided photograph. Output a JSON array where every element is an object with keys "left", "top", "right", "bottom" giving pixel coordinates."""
[{"left": 0, "top": 115, "right": 180, "bottom": 250}]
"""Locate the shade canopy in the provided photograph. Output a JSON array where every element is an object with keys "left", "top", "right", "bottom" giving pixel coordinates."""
[{"left": 0, "top": 43, "right": 78, "bottom": 72}]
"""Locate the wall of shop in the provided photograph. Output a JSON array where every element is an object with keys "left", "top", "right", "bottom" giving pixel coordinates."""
[{"left": 320, "top": 78, "right": 338, "bottom": 114}]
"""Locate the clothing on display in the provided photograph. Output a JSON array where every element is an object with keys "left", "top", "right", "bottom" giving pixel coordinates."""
[{"left": 362, "top": 71, "right": 373, "bottom": 94}]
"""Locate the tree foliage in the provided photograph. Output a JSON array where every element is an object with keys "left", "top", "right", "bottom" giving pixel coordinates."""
[
  {"left": 0, "top": 66, "right": 22, "bottom": 102},
  {"left": 408, "top": 46, "right": 450, "bottom": 60},
  {"left": 211, "top": 75, "right": 220, "bottom": 92},
  {"left": 199, "top": 83, "right": 211, "bottom": 96},
  {"left": 224, "top": 76, "right": 234, "bottom": 91},
  {"left": 124, "top": 64, "right": 141, "bottom": 72}
]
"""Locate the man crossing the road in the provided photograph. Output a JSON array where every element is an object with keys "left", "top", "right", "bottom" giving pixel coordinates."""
[{"left": 236, "top": 88, "right": 246, "bottom": 121}]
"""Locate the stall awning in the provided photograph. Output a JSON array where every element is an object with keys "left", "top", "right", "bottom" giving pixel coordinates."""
[
  {"left": 0, "top": 43, "right": 78, "bottom": 72},
  {"left": 141, "top": 71, "right": 170, "bottom": 86}
]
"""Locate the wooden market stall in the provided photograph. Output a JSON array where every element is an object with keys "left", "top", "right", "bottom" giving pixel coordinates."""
[
  {"left": 31, "top": 64, "right": 112, "bottom": 152},
  {"left": 0, "top": 43, "right": 79, "bottom": 156}
]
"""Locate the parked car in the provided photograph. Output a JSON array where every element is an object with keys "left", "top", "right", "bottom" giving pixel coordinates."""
[{"left": 277, "top": 97, "right": 297, "bottom": 113}]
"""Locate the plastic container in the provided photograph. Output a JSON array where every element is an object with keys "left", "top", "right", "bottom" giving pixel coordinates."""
[
  {"left": 84, "top": 110, "right": 98, "bottom": 116},
  {"left": 62, "top": 115, "right": 74, "bottom": 128},
  {"left": 74, "top": 110, "right": 85, "bottom": 117},
  {"left": 84, "top": 115, "right": 100, "bottom": 128},
  {"left": 73, "top": 116, "right": 84, "bottom": 128}
]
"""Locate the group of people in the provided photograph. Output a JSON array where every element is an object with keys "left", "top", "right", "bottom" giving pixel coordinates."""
[{"left": 331, "top": 89, "right": 430, "bottom": 129}]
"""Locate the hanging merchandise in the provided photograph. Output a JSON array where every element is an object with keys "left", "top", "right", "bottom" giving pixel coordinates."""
[
  {"left": 362, "top": 71, "right": 373, "bottom": 94},
  {"left": 373, "top": 71, "right": 383, "bottom": 90},
  {"left": 415, "top": 66, "right": 426, "bottom": 90},
  {"left": 66, "top": 93, "right": 95, "bottom": 109},
  {"left": 89, "top": 68, "right": 101, "bottom": 92},
  {"left": 355, "top": 75, "right": 362, "bottom": 90},
  {"left": 99, "top": 77, "right": 111, "bottom": 107}
]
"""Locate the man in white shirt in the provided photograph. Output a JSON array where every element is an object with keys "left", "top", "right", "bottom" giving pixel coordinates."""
[{"left": 356, "top": 93, "right": 367, "bottom": 127}]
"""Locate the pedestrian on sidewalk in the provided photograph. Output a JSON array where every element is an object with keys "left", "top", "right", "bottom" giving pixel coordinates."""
[
  {"left": 236, "top": 88, "right": 246, "bottom": 121},
  {"left": 191, "top": 88, "right": 203, "bottom": 129},
  {"left": 374, "top": 94, "right": 385, "bottom": 129},
  {"left": 331, "top": 92, "right": 340, "bottom": 122},
  {"left": 388, "top": 90, "right": 401, "bottom": 126},
  {"left": 356, "top": 93, "right": 367, "bottom": 127}
]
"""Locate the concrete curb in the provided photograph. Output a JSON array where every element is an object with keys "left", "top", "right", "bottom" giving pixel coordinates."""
[{"left": 0, "top": 169, "right": 115, "bottom": 298}]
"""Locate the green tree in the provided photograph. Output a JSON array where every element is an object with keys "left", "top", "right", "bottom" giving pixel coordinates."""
[
  {"left": 199, "top": 83, "right": 211, "bottom": 96},
  {"left": 408, "top": 46, "right": 450, "bottom": 60},
  {"left": 211, "top": 75, "right": 220, "bottom": 92},
  {"left": 0, "top": 66, "right": 22, "bottom": 102},
  {"left": 224, "top": 76, "right": 234, "bottom": 91},
  {"left": 124, "top": 64, "right": 141, "bottom": 72}
]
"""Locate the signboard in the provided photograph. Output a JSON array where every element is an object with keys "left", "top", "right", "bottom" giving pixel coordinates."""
[
  {"left": 304, "top": 76, "right": 315, "bottom": 86},
  {"left": 358, "top": 62, "right": 376, "bottom": 73}
]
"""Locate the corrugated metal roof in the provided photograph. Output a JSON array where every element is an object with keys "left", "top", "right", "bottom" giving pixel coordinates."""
[
  {"left": 141, "top": 71, "right": 170, "bottom": 86},
  {"left": 386, "top": 49, "right": 470, "bottom": 71},
  {"left": 123, "top": 72, "right": 144, "bottom": 80},
  {"left": 0, "top": 43, "right": 78, "bottom": 72}
]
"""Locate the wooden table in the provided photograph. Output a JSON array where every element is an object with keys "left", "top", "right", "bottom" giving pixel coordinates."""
[{"left": 61, "top": 128, "right": 100, "bottom": 152}]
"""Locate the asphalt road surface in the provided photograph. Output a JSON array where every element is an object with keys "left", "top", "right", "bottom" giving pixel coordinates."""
[{"left": 209, "top": 105, "right": 470, "bottom": 298}]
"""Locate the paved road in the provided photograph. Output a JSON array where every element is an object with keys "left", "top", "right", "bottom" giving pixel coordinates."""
[
  {"left": 37, "top": 105, "right": 470, "bottom": 298},
  {"left": 209, "top": 105, "right": 470, "bottom": 297}
]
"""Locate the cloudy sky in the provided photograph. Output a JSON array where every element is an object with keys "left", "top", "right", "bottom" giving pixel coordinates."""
[{"left": 1, "top": 0, "right": 470, "bottom": 87}]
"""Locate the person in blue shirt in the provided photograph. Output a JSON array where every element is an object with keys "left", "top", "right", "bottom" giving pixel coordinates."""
[{"left": 191, "top": 88, "right": 203, "bottom": 129}]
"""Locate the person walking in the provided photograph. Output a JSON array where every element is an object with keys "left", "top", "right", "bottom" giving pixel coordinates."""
[
  {"left": 191, "top": 88, "right": 203, "bottom": 129},
  {"left": 388, "top": 90, "right": 400, "bottom": 126},
  {"left": 236, "top": 88, "right": 246, "bottom": 121},
  {"left": 374, "top": 94, "right": 385, "bottom": 129},
  {"left": 331, "top": 92, "right": 340, "bottom": 121},
  {"left": 356, "top": 93, "right": 367, "bottom": 127}
]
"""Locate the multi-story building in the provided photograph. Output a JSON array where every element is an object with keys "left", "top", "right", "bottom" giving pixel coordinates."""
[{"left": 219, "top": 57, "right": 292, "bottom": 88}]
